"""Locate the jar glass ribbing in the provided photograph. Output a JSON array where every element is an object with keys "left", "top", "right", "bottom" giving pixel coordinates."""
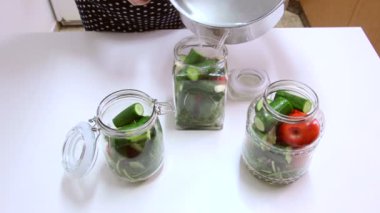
[
  {"left": 242, "top": 80, "right": 325, "bottom": 184},
  {"left": 62, "top": 89, "right": 172, "bottom": 182},
  {"left": 173, "top": 36, "right": 228, "bottom": 130},
  {"left": 97, "top": 90, "right": 165, "bottom": 182}
]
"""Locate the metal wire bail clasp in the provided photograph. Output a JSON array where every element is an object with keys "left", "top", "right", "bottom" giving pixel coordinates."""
[
  {"left": 88, "top": 117, "right": 100, "bottom": 133},
  {"left": 154, "top": 100, "right": 174, "bottom": 115}
]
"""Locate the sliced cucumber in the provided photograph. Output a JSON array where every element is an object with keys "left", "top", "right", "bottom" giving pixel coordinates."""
[
  {"left": 214, "top": 84, "right": 226, "bottom": 93},
  {"left": 266, "top": 127, "right": 277, "bottom": 145},
  {"left": 255, "top": 98, "right": 273, "bottom": 112},
  {"left": 184, "top": 48, "right": 207, "bottom": 64},
  {"left": 254, "top": 97, "right": 293, "bottom": 132},
  {"left": 115, "top": 159, "right": 124, "bottom": 177},
  {"left": 182, "top": 80, "right": 221, "bottom": 94},
  {"left": 194, "top": 59, "right": 218, "bottom": 73},
  {"left": 119, "top": 116, "right": 151, "bottom": 131},
  {"left": 112, "top": 103, "right": 144, "bottom": 128},
  {"left": 181, "top": 80, "right": 225, "bottom": 101},
  {"left": 129, "top": 161, "right": 145, "bottom": 171},
  {"left": 252, "top": 126, "right": 267, "bottom": 140},
  {"left": 185, "top": 66, "right": 200, "bottom": 81},
  {"left": 129, "top": 143, "right": 144, "bottom": 152},
  {"left": 275, "top": 90, "right": 312, "bottom": 113},
  {"left": 284, "top": 147, "right": 292, "bottom": 164},
  {"left": 178, "top": 55, "right": 186, "bottom": 61},
  {"left": 112, "top": 131, "right": 150, "bottom": 150},
  {"left": 174, "top": 74, "right": 189, "bottom": 82},
  {"left": 116, "top": 160, "right": 139, "bottom": 180},
  {"left": 121, "top": 169, "right": 134, "bottom": 180},
  {"left": 111, "top": 137, "right": 130, "bottom": 149},
  {"left": 195, "top": 58, "right": 217, "bottom": 67},
  {"left": 128, "top": 130, "right": 151, "bottom": 143},
  {"left": 111, "top": 116, "right": 150, "bottom": 152},
  {"left": 113, "top": 140, "right": 144, "bottom": 158}
]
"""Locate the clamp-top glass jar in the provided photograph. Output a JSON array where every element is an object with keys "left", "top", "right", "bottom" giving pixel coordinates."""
[
  {"left": 173, "top": 36, "right": 228, "bottom": 130},
  {"left": 242, "top": 80, "right": 325, "bottom": 184},
  {"left": 62, "top": 89, "right": 173, "bottom": 182}
]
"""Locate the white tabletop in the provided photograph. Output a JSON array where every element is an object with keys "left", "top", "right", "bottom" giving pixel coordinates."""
[{"left": 1, "top": 28, "right": 380, "bottom": 213}]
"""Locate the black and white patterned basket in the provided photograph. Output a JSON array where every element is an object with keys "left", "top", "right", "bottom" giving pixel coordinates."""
[{"left": 75, "top": 0, "right": 184, "bottom": 32}]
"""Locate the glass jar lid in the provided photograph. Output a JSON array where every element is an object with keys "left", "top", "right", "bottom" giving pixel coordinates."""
[
  {"left": 62, "top": 121, "right": 98, "bottom": 178},
  {"left": 228, "top": 68, "right": 270, "bottom": 101}
]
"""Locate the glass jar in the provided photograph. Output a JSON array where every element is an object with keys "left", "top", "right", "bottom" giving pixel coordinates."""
[
  {"left": 242, "top": 80, "right": 325, "bottom": 184},
  {"left": 173, "top": 36, "right": 228, "bottom": 130},
  {"left": 227, "top": 68, "right": 270, "bottom": 101},
  {"left": 62, "top": 89, "right": 173, "bottom": 182}
]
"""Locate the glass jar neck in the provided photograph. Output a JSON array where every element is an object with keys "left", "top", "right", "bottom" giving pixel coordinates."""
[
  {"left": 263, "top": 80, "right": 319, "bottom": 123},
  {"left": 174, "top": 36, "right": 228, "bottom": 63},
  {"left": 95, "top": 89, "right": 158, "bottom": 137}
]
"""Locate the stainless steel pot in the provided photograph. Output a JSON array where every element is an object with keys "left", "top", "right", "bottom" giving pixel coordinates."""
[{"left": 170, "top": 0, "right": 285, "bottom": 44}]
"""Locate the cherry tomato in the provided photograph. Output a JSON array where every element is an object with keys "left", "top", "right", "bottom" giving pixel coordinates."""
[
  {"left": 277, "top": 110, "right": 320, "bottom": 148},
  {"left": 212, "top": 76, "right": 227, "bottom": 84}
]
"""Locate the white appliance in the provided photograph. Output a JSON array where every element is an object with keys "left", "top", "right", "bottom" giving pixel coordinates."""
[{"left": 50, "top": 0, "right": 82, "bottom": 25}]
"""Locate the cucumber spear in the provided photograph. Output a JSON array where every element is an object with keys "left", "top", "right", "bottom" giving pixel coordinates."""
[
  {"left": 112, "top": 103, "right": 144, "bottom": 128},
  {"left": 275, "top": 90, "right": 312, "bottom": 113},
  {"left": 184, "top": 48, "right": 207, "bottom": 64},
  {"left": 254, "top": 97, "right": 293, "bottom": 132}
]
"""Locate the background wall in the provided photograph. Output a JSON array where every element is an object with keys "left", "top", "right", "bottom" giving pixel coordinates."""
[
  {"left": 0, "top": 0, "right": 56, "bottom": 34},
  {"left": 301, "top": 0, "right": 380, "bottom": 55}
]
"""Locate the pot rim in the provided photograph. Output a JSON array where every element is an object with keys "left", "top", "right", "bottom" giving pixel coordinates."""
[{"left": 170, "top": 0, "right": 285, "bottom": 28}]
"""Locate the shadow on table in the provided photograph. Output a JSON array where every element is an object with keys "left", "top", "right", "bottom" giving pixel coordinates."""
[
  {"left": 60, "top": 161, "right": 162, "bottom": 204},
  {"left": 60, "top": 174, "right": 98, "bottom": 205}
]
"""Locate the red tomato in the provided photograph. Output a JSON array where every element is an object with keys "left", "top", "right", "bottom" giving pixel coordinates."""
[
  {"left": 277, "top": 110, "right": 320, "bottom": 148},
  {"left": 212, "top": 76, "right": 226, "bottom": 84}
]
